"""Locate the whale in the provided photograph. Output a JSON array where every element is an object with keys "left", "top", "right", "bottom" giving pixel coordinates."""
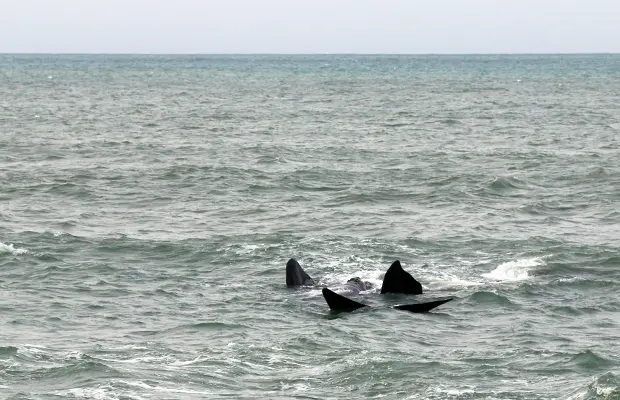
[
  {"left": 286, "top": 258, "right": 376, "bottom": 294},
  {"left": 380, "top": 259, "right": 423, "bottom": 295},
  {"left": 286, "top": 258, "right": 421, "bottom": 295},
  {"left": 286, "top": 258, "right": 453, "bottom": 313},
  {"left": 286, "top": 258, "right": 315, "bottom": 286}
]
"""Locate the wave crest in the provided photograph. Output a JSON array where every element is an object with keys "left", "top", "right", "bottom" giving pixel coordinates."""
[
  {"left": 566, "top": 372, "right": 620, "bottom": 400},
  {"left": 0, "top": 242, "right": 28, "bottom": 255}
]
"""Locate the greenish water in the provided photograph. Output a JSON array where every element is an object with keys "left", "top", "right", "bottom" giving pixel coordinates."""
[{"left": 0, "top": 54, "right": 619, "bottom": 399}]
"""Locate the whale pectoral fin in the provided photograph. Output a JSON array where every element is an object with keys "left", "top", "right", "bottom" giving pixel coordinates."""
[
  {"left": 322, "top": 288, "right": 368, "bottom": 311},
  {"left": 393, "top": 297, "right": 453, "bottom": 313},
  {"left": 286, "top": 258, "right": 315, "bottom": 286},
  {"left": 380, "top": 260, "right": 423, "bottom": 295}
]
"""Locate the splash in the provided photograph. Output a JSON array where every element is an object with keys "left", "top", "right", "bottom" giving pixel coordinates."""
[
  {"left": 0, "top": 242, "right": 28, "bottom": 255},
  {"left": 320, "top": 256, "right": 385, "bottom": 294},
  {"left": 425, "top": 272, "right": 484, "bottom": 290},
  {"left": 565, "top": 372, "right": 620, "bottom": 400},
  {"left": 482, "top": 257, "right": 544, "bottom": 281}
]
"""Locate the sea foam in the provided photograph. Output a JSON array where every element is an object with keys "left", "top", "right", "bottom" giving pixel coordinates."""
[
  {"left": 482, "top": 257, "right": 545, "bottom": 281},
  {"left": 0, "top": 242, "right": 28, "bottom": 255}
]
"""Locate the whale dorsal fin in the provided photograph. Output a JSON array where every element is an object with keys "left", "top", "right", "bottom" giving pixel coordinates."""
[
  {"left": 286, "top": 258, "right": 315, "bottom": 286},
  {"left": 380, "top": 261, "right": 423, "bottom": 295}
]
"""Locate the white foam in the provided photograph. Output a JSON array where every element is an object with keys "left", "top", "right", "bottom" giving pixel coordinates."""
[
  {"left": 280, "top": 382, "right": 311, "bottom": 392},
  {"left": 564, "top": 390, "right": 586, "bottom": 400},
  {"left": 236, "top": 244, "right": 262, "bottom": 254},
  {"left": 299, "top": 264, "right": 384, "bottom": 298},
  {"left": 119, "top": 380, "right": 153, "bottom": 389},
  {"left": 482, "top": 257, "right": 544, "bottom": 282},
  {"left": 268, "top": 354, "right": 282, "bottom": 365},
  {"left": 63, "top": 350, "right": 84, "bottom": 360},
  {"left": 432, "top": 386, "right": 475, "bottom": 396},
  {"left": 20, "top": 344, "right": 48, "bottom": 354},
  {"left": 413, "top": 258, "right": 489, "bottom": 291},
  {"left": 170, "top": 356, "right": 203, "bottom": 367},
  {"left": 320, "top": 267, "right": 384, "bottom": 294},
  {"left": 150, "top": 386, "right": 212, "bottom": 395},
  {"left": 62, "top": 388, "right": 109, "bottom": 399},
  {"left": 564, "top": 384, "right": 616, "bottom": 400},
  {"left": 298, "top": 255, "right": 385, "bottom": 292},
  {"left": 302, "top": 288, "right": 325, "bottom": 298},
  {"left": 0, "top": 242, "right": 28, "bottom": 255},
  {"left": 107, "top": 380, "right": 212, "bottom": 396},
  {"left": 426, "top": 274, "right": 483, "bottom": 290},
  {"left": 57, "top": 383, "right": 145, "bottom": 400},
  {"left": 105, "top": 354, "right": 175, "bottom": 365}
]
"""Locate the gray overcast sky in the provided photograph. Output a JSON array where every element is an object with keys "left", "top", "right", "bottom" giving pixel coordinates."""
[{"left": 1, "top": 0, "right": 618, "bottom": 54}]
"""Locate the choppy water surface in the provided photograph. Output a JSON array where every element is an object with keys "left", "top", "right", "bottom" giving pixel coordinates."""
[{"left": 1, "top": 54, "right": 619, "bottom": 399}]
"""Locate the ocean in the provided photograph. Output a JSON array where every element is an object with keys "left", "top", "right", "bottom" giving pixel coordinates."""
[{"left": 0, "top": 54, "right": 619, "bottom": 399}]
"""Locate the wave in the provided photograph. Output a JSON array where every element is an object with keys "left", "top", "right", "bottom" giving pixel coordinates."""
[
  {"left": 467, "top": 290, "right": 514, "bottom": 306},
  {"left": 599, "top": 256, "right": 620, "bottom": 268},
  {"left": 520, "top": 200, "right": 591, "bottom": 216},
  {"left": 0, "top": 242, "right": 28, "bottom": 255},
  {"left": 488, "top": 175, "right": 531, "bottom": 191},
  {"left": 380, "top": 121, "right": 414, "bottom": 128},
  {"left": 156, "top": 322, "right": 251, "bottom": 334},
  {"left": 0, "top": 346, "right": 18, "bottom": 357},
  {"left": 546, "top": 277, "right": 617, "bottom": 290},
  {"left": 565, "top": 372, "right": 620, "bottom": 400},
  {"left": 550, "top": 305, "right": 596, "bottom": 316},
  {"left": 34, "top": 359, "right": 120, "bottom": 382},
  {"left": 569, "top": 350, "right": 613, "bottom": 371}
]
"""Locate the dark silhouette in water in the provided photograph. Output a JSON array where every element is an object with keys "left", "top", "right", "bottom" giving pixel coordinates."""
[
  {"left": 380, "top": 260, "right": 423, "bottom": 295},
  {"left": 286, "top": 258, "right": 452, "bottom": 313},
  {"left": 285, "top": 258, "right": 315, "bottom": 286},
  {"left": 286, "top": 258, "right": 422, "bottom": 295}
]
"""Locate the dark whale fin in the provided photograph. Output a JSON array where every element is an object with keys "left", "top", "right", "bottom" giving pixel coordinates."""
[
  {"left": 380, "top": 260, "right": 423, "bottom": 295},
  {"left": 322, "top": 288, "right": 368, "bottom": 311},
  {"left": 394, "top": 298, "right": 453, "bottom": 313},
  {"left": 322, "top": 288, "right": 452, "bottom": 313},
  {"left": 286, "top": 258, "right": 315, "bottom": 286}
]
